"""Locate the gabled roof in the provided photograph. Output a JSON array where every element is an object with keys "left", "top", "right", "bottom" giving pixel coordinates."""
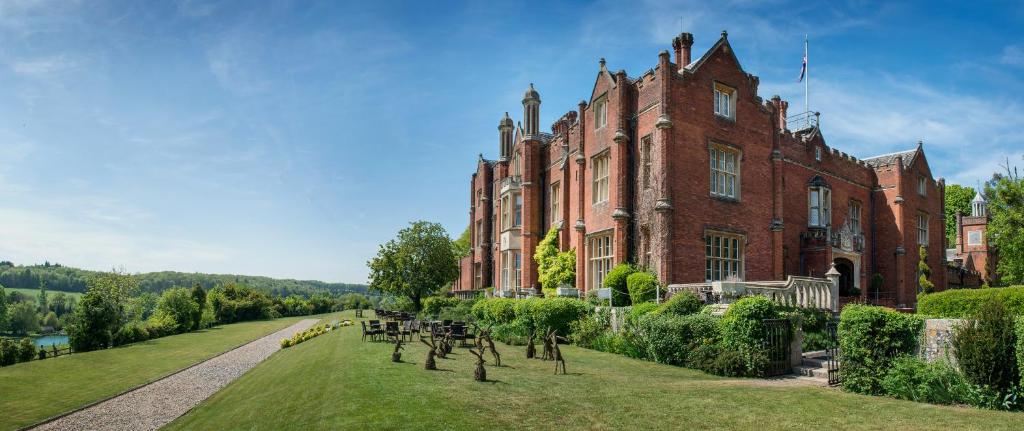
[
  {"left": 862, "top": 147, "right": 919, "bottom": 169},
  {"left": 685, "top": 32, "right": 744, "bottom": 74}
]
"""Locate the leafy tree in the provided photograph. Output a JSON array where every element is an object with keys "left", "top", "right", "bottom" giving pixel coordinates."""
[
  {"left": 452, "top": 224, "right": 472, "bottom": 258},
  {"left": 918, "top": 246, "right": 935, "bottom": 294},
  {"left": 367, "top": 221, "right": 459, "bottom": 311},
  {"left": 66, "top": 272, "right": 139, "bottom": 352},
  {"left": 944, "top": 184, "right": 975, "bottom": 247},
  {"left": 987, "top": 176, "right": 1024, "bottom": 284},
  {"left": 534, "top": 229, "right": 576, "bottom": 296},
  {"left": 130, "top": 291, "right": 159, "bottom": 321},
  {"left": 152, "top": 287, "right": 200, "bottom": 334},
  {"left": 0, "top": 284, "right": 7, "bottom": 331},
  {"left": 207, "top": 283, "right": 274, "bottom": 324},
  {"left": 42, "top": 311, "right": 60, "bottom": 331},
  {"left": 37, "top": 281, "right": 48, "bottom": 314},
  {"left": 339, "top": 293, "right": 371, "bottom": 310},
  {"left": 7, "top": 301, "right": 40, "bottom": 335},
  {"left": 190, "top": 283, "right": 207, "bottom": 330},
  {"left": 50, "top": 292, "right": 69, "bottom": 317}
]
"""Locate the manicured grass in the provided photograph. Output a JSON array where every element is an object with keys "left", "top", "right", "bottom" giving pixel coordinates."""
[
  {"left": 0, "top": 313, "right": 333, "bottom": 431},
  {"left": 169, "top": 311, "right": 1023, "bottom": 431}
]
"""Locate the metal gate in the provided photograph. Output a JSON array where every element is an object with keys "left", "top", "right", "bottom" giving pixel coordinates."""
[
  {"left": 825, "top": 318, "right": 841, "bottom": 385},
  {"left": 763, "top": 318, "right": 792, "bottom": 377}
]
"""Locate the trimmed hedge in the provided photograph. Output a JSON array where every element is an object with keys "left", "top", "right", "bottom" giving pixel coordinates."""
[
  {"left": 654, "top": 291, "right": 703, "bottom": 316},
  {"left": 626, "top": 271, "right": 659, "bottom": 304},
  {"left": 1018, "top": 317, "right": 1024, "bottom": 389},
  {"left": 838, "top": 304, "right": 924, "bottom": 395},
  {"left": 721, "top": 296, "right": 780, "bottom": 376},
  {"left": 471, "top": 297, "right": 592, "bottom": 338},
  {"left": 626, "top": 303, "right": 659, "bottom": 325},
  {"left": 917, "top": 286, "right": 1024, "bottom": 318},
  {"left": 422, "top": 296, "right": 462, "bottom": 317},
  {"left": 604, "top": 263, "right": 636, "bottom": 306},
  {"left": 635, "top": 313, "right": 721, "bottom": 366}
]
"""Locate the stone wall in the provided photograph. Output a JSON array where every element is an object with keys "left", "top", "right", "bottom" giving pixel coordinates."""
[{"left": 919, "top": 318, "right": 963, "bottom": 363}]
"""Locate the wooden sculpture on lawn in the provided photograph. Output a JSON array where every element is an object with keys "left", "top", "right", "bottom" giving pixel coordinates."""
[
  {"left": 420, "top": 336, "right": 437, "bottom": 370},
  {"left": 541, "top": 327, "right": 553, "bottom": 361},
  {"left": 550, "top": 330, "right": 567, "bottom": 374},
  {"left": 525, "top": 330, "right": 536, "bottom": 359},
  {"left": 468, "top": 345, "right": 487, "bottom": 382},
  {"left": 479, "top": 326, "right": 501, "bottom": 366},
  {"left": 391, "top": 339, "right": 404, "bottom": 363}
]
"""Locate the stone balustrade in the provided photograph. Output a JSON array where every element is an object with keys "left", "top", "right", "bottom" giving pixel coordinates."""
[{"left": 667, "top": 265, "right": 841, "bottom": 312}]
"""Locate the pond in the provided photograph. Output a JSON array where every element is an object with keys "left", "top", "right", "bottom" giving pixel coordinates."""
[{"left": 33, "top": 334, "right": 69, "bottom": 348}]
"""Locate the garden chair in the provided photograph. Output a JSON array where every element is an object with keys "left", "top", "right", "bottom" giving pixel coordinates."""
[
  {"left": 442, "top": 319, "right": 453, "bottom": 327},
  {"left": 385, "top": 321, "right": 401, "bottom": 342},
  {"left": 450, "top": 324, "right": 468, "bottom": 347},
  {"left": 361, "top": 321, "right": 382, "bottom": 342},
  {"left": 369, "top": 320, "right": 384, "bottom": 342},
  {"left": 400, "top": 320, "right": 414, "bottom": 341}
]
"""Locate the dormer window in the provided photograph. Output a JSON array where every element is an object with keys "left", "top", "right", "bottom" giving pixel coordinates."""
[
  {"left": 713, "top": 83, "right": 735, "bottom": 119},
  {"left": 594, "top": 96, "right": 608, "bottom": 129}
]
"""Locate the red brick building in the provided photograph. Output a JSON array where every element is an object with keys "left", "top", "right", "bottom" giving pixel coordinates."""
[
  {"left": 949, "top": 192, "right": 998, "bottom": 286},
  {"left": 454, "top": 31, "right": 946, "bottom": 310}
]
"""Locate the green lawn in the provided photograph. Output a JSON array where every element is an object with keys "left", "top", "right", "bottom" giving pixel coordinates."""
[
  {"left": 168, "top": 311, "right": 1023, "bottom": 431},
  {"left": 0, "top": 313, "right": 333, "bottom": 431}
]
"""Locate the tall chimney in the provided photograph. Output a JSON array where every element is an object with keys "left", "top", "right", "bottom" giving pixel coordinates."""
[{"left": 671, "top": 32, "right": 694, "bottom": 70}]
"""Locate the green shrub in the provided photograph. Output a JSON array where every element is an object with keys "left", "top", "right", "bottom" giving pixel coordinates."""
[
  {"left": 604, "top": 263, "right": 636, "bottom": 306},
  {"left": 422, "top": 296, "right": 462, "bottom": 317},
  {"left": 525, "top": 297, "right": 593, "bottom": 336},
  {"left": 0, "top": 339, "right": 18, "bottom": 366},
  {"left": 952, "top": 298, "right": 1019, "bottom": 393},
  {"left": 626, "top": 303, "right": 658, "bottom": 325},
  {"left": 636, "top": 313, "right": 721, "bottom": 366},
  {"left": 437, "top": 299, "right": 476, "bottom": 322},
  {"left": 710, "top": 349, "right": 756, "bottom": 377},
  {"left": 17, "top": 338, "right": 36, "bottom": 363},
  {"left": 1018, "top": 317, "right": 1024, "bottom": 389},
  {"left": 471, "top": 298, "right": 517, "bottom": 325},
  {"left": 782, "top": 307, "right": 832, "bottom": 351},
  {"left": 281, "top": 338, "right": 292, "bottom": 348},
  {"left": 720, "top": 296, "right": 780, "bottom": 377},
  {"left": 881, "top": 355, "right": 974, "bottom": 405},
  {"left": 569, "top": 309, "right": 610, "bottom": 349},
  {"left": 838, "top": 304, "right": 924, "bottom": 395},
  {"left": 626, "top": 271, "right": 659, "bottom": 304},
  {"left": 113, "top": 321, "right": 150, "bottom": 346},
  {"left": 917, "top": 286, "right": 1024, "bottom": 318},
  {"left": 145, "top": 312, "right": 179, "bottom": 339},
  {"left": 655, "top": 292, "right": 703, "bottom": 316}
]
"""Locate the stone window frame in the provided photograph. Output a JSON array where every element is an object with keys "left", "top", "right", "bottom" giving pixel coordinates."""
[
  {"left": 594, "top": 94, "right": 608, "bottom": 130},
  {"left": 918, "top": 175, "right": 928, "bottom": 196},
  {"left": 500, "top": 195, "right": 511, "bottom": 232},
  {"left": 808, "top": 181, "right": 832, "bottom": 228},
  {"left": 917, "top": 211, "right": 929, "bottom": 246},
  {"left": 513, "top": 193, "right": 523, "bottom": 227},
  {"left": 713, "top": 81, "right": 736, "bottom": 120},
  {"left": 641, "top": 134, "right": 653, "bottom": 189},
  {"left": 586, "top": 229, "right": 614, "bottom": 292},
  {"left": 592, "top": 150, "right": 611, "bottom": 204},
  {"left": 708, "top": 141, "right": 741, "bottom": 201},
  {"left": 550, "top": 181, "right": 561, "bottom": 224},
  {"left": 501, "top": 250, "right": 522, "bottom": 292},
  {"left": 849, "top": 199, "right": 862, "bottom": 233},
  {"left": 704, "top": 229, "right": 745, "bottom": 282}
]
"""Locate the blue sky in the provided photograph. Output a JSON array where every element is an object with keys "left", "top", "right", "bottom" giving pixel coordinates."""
[{"left": 0, "top": 0, "right": 1021, "bottom": 284}]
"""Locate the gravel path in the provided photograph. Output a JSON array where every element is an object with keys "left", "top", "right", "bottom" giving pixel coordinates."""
[{"left": 30, "top": 319, "right": 320, "bottom": 431}]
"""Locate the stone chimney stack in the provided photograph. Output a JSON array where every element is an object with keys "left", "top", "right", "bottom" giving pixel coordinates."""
[{"left": 671, "top": 32, "right": 694, "bottom": 70}]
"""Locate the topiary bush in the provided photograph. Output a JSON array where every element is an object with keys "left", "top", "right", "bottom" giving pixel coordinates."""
[
  {"left": 604, "top": 263, "right": 636, "bottom": 306},
  {"left": 720, "top": 296, "right": 780, "bottom": 376},
  {"left": 654, "top": 291, "right": 703, "bottom": 316},
  {"left": 838, "top": 304, "right": 924, "bottom": 395},
  {"left": 917, "top": 286, "right": 1024, "bottom": 318},
  {"left": 626, "top": 271, "right": 659, "bottom": 304},
  {"left": 951, "top": 298, "right": 1019, "bottom": 394}
]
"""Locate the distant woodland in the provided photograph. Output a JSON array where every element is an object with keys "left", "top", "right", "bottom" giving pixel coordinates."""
[{"left": 0, "top": 261, "right": 369, "bottom": 298}]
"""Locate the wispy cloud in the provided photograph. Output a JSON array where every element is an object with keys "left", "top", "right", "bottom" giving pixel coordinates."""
[
  {"left": 1002, "top": 44, "right": 1024, "bottom": 67},
  {"left": 9, "top": 54, "right": 78, "bottom": 76}
]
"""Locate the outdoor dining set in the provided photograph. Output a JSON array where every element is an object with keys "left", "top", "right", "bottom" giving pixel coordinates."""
[{"left": 359, "top": 309, "right": 474, "bottom": 346}]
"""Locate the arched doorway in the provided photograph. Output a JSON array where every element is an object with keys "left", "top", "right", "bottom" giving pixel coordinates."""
[{"left": 834, "top": 258, "right": 856, "bottom": 296}]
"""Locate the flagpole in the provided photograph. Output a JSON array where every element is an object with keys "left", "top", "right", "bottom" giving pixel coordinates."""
[{"left": 804, "top": 34, "right": 809, "bottom": 114}]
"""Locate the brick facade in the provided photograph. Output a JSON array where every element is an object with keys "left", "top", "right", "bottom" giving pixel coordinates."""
[{"left": 454, "top": 31, "right": 947, "bottom": 310}]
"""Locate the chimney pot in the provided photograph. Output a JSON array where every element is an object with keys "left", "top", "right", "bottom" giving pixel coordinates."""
[{"left": 673, "top": 32, "right": 694, "bottom": 70}]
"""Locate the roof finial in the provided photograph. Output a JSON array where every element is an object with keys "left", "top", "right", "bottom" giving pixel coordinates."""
[
  {"left": 917, "top": 139, "right": 923, "bottom": 148},
  {"left": 721, "top": 29, "right": 728, "bottom": 38},
  {"left": 599, "top": 58, "right": 606, "bottom": 70}
]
